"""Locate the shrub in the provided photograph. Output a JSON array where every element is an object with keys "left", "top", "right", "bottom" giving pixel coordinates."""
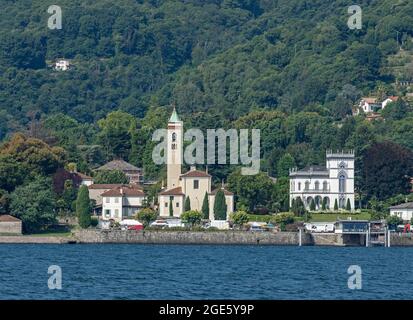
[
  {"left": 181, "top": 210, "right": 203, "bottom": 227},
  {"left": 136, "top": 208, "right": 157, "bottom": 227},
  {"left": 90, "top": 217, "right": 99, "bottom": 227},
  {"left": 230, "top": 210, "right": 249, "bottom": 229}
]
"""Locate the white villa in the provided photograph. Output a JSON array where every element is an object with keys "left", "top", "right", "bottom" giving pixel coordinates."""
[
  {"left": 158, "top": 108, "right": 234, "bottom": 219},
  {"left": 54, "top": 59, "right": 70, "bottom": 71},
  {"left": 356, "top": 96, "right": 399, "bottom": 114},
  {"left": 101, "top": 185, "right": 146, "bottom": 222},
  {"left": 289, "top": 150, "right": 355, "bottom": 211},
  {"left": 389, "top": 202, "right": 413, "bottom": 222}
]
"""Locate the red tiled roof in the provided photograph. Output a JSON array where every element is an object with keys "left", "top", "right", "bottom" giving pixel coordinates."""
[
  {"left": 75, "top": 172, "right": 93, "bottom": 180},
  {"left": 159, "top": 187, "right": 185, "bottom": 196},
  {"left": 101, "top": 186, "right": 145, "bottom": 197},
  {"left": 96, "top": 160, "right": 141, "bottom": 172},
  {"left": 0, "top": 215, "right": 21, "bottom": 222},
  {"left": 89, "top": 184, "right": 142, "bottom": 190},
  {"left": 210, "top": 188, "right": 234, "bottom": 196},
  {"left": 362, "top": 97, "right": 377, "bottom": 104},
  {"left": 180, "top": 170, "right": 211, "bottom": 178}
]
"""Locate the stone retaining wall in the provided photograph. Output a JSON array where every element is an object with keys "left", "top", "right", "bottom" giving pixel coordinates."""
[{"left": 74, "top": 229, "right": 313, "bottom": 245}]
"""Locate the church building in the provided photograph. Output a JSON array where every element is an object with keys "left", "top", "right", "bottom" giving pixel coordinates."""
[
  {"left": 289, "top": 150, "right": 355, "bottom": 211},
  {"left": 158, "top": 108, "right": 234, "bottom": 220}
]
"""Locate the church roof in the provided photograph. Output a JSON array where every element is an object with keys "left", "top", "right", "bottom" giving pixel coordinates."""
[
  {"left": 169, "top": 108, "right": 180, "bottom": 123},
  {"left": 180, "top": 170, "right": 211, "bottom": 178},
  {"left": 96, "top": 160, "right": 142, "bottom": 172},
  {"left": 159, "top": 187, "right": 185, "bottom": 196}
]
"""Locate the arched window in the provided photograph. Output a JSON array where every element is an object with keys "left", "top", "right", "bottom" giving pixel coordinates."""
[
  {"left": 323, "top": 181, "right": 328, "bottom": 191},
  {"left": 315, "top": 181, "right": 320, "bottom": 190},
  {"left": 298, "top": 182, "right": 301, "bottom": 191},
  {"left": 305, "top": 181, "right": 310, "bottom": 190},
  {"left": 339, "top": 174, "right": 346, "bottom": 193},
  {"left": 172, "top": 132, "right": 177, "bottom": 142},
  {"left": 339, "top": 161, "right": 346, "bottom": 169}
]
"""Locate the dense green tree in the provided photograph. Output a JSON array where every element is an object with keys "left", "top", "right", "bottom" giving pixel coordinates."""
[
  {"left": 362, "top": 141, "right": 413, "bottom": 201},
  {"left": 10, "top": 178, "right": 56, "bottom": 233},
  {"left": 94, "top": 170, "right": 128, "bottom": 184},
  {"left": 309, "top": 198, "right": 316, "bottom": 211},
  {"left": 276, "top": 153, "right": 296, "bottom": 177}
]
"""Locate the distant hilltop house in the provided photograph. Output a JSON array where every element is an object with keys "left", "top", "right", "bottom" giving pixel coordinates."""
[
  {"left": 389, "top": 202, "right": 413, "bottom": 222},
  {"left": 289, "top": 150, "right": 355, "bottom": 211},
  {"left": 54, "top": 59, "right": 71, "bottom": 71},
  {"left": 74, "top": 172, "right": 94, "bottom": 186},
  {"left": 158, "top": 108, "right": 234, "bottom": 220},
  {"left": 354, "top": 96, "right": 399, "bottom": 115},
  {"left": 88, "top": 184, "right": 146, "bottom": 221},
  {"left": 96, "top": 159, "right": 144, "bottom": 184}
]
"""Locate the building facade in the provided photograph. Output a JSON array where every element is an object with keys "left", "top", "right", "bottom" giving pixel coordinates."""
[
  {"left": 289, "top": 150, "right": 355, "bottom": 211},
  {"left": 101, "top": 185, "right": 146, "bottom": 222},
  {"left": 158, "top": 108, "right": 234, "bottom": 219},
  {"left": 389, "top": 202, "right": 413, "bottom": 222},
  {"left": 96, "top": 159, "right": 144, "bottom": 184}
]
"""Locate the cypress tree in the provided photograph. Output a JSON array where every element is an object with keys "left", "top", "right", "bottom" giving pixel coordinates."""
[
  {"left": 201, "top": 192, "right": 209, "bottom": 220},
  {"left": 310, "top": 198, "right": 316, "bottom": 211},
  {"left": 76, "top": 185, "right": 91, "bottom": 228},
  {"left": 291, "top": 198, "right": 296, "bottom": 212},
  {"left": 334, "top": 199, "right": 339, "bottom": 211},
  {"left": 184, "top": 196, "right": 191, "bottom": 212},
  {"left": 321, "top": 197, "right": 327, "bottom": 211},
  {"left": 169, "top": 200, "right": 173, "bottom": 217},
  {"left": 346, "top": 198, "right": 351, "bottom": 211},
  {"left": 214, "top": 190, "right": 227, "bottom": 220}
]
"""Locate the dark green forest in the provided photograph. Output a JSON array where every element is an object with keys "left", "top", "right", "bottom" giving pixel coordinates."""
[{"left": 1, "top": 0, "right": 413, "bottom": 231}]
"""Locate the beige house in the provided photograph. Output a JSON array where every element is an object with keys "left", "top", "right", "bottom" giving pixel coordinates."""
[
  {"left": 101, "top": 185, "right": 146, "bottom": 222},
  {"left": 0, "top": 215, "right": 22, "bottom": 234},
  {"left": 158, "top": 109, "right": 234, "bottom": 220}
]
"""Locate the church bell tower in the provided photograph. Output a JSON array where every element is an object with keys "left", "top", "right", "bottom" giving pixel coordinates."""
[{"left": 167, "top": 107, "right": 183, "bottom": 189}]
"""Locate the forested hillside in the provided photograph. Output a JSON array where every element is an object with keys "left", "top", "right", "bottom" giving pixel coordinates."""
[{"left": 0, "top": 0, "right": 413, "bottom": 225}]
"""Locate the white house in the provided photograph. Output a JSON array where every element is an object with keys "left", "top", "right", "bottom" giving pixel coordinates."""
[
  {"left": 101, "top": 185, "right": 146, "bottom": 222},
  {"left": 381, "top": 96, "right": 399, "bottom": 109},
  {"left": 358, "top": 97, "right": 381, "bottom": 113},
  {"left": 289, "top": 150, "right": 355, "bottom": 211},
  {"left": 54, "top": 59, "right": 70, "bottom": 71},
  {"left": 389, "top": 202, "right": 413, "bottom": 222},
  {"left": 158, "top": 108, "right": 234, "bottom": 220}
]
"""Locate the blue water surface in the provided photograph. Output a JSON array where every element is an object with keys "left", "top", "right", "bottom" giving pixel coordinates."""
[{"left": 0, "top": 244, "right": 411, "bottom": 300}]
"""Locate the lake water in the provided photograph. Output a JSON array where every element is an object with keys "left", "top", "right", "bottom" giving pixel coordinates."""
[{"left": 0, "top": 244, "right": 411, "bottom": 300}]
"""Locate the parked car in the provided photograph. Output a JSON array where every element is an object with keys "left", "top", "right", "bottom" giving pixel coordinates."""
[
  {"left": 249, "top": 225, "right": 264, "bottom": 232},
  {"left": 150, "top": 220, "right": 169, "bottom": 228}
]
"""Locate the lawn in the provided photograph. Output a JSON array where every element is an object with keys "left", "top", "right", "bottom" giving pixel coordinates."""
[
  {"left": 27, "top": 231, "right": 72, "bottom": 237},
  {"left": 310, "top": 212, "right": 371, "bottom": 222}
]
